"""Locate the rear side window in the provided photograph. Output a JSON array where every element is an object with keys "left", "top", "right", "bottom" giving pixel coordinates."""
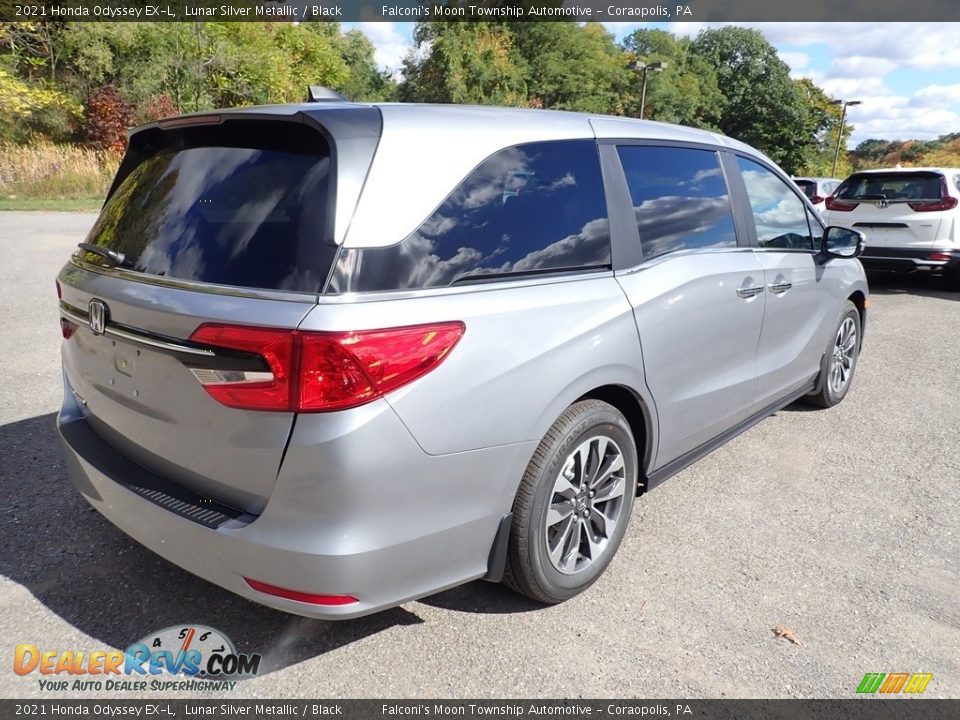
[
  {"left": 329, "top": 140, "right": 610, "bottom": 292},
  {"left": 737, "top": 157, "right": 815, "bottom": 251},
  {"left": 837, "top": 172, "right": 944, "bottom": 201},
  {"left": 78, "top": 121, "right": 335, "bottom": 293},
  {"left": 615, "top": 145, "right": 736, "bottom": 261},
  {"left": 795, "top": 180, "right": 817, "bottom": 199}
]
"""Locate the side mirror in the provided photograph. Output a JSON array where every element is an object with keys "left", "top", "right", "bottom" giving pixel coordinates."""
[{"left": 821, "top": 226, "right": 865, "bottom": 259}]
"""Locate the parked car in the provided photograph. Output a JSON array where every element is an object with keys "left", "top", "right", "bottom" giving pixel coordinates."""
[
  {"left": 56, "top": 103, "right": 869, "bottom": 619},
  {"left": 823, "top": 167, "right": 960, "bottom": 290},
  {"left": 793, "top": 177, "right": 842, "bottom": 217}
]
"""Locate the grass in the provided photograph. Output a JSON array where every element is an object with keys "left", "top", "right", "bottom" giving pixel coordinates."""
[
  {"left": 0, "top": 196, "right": 103, "bottom": 212},
  {"left": 0, "top": 143, "right": 117, "bottom": 211}
]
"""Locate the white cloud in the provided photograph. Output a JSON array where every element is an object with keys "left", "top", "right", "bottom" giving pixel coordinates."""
[
  {"left": 779, "top": 52, "right": 810, "bottom": 71},
  {"left": 912, "top": 84, "right": 960, "bottom": 108},
  {"left": 353, "top": 22, "right": 410, "bottom": 72}
]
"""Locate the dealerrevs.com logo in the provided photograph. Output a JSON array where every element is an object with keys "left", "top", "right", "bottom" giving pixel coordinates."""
[{"left": 14, "top": 625, "right": 261, "bottom": 692}]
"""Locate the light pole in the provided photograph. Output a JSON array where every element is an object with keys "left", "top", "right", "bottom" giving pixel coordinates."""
[
  {"left": 629, "top": 60, "right": 667, "bottom": 119},
  {"left": 831, "top": 99, "right": 861, "bottom": 177}
]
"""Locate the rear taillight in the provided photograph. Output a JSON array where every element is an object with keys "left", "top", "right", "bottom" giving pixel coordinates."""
[
  {"left": 908, "top": 179, "right": 958, "bottom": 212},
  {"left": 60, "top": 317, "right": 76, "bottom": 339},
  {"left": 188, "top": 322, "right": 464, "bottom": 412},
  {"left": 810, "top": 195, "right": 824, "bottom": 205},
  {"left": 825, "top": 196, "right": 858, "bottom": 212},
  {"left": 929, "top": 251, "right": 954, "bottom": 262}
]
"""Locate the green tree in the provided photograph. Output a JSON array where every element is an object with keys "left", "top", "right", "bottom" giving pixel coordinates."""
[
  {"left": 620, "top": 28, "right": 723, "bottom": 128},
  {"left": 510, "top": 22, "right": 628, "bottom": 113},
  {"left": 793, "top": 78, "right": 853, "bottom": 177},
  {"left": 398, "top": 22, "right": 527, "bottom": 106},
  {"left": 690, "top": 26, "right": 810, "bottom": 172}
]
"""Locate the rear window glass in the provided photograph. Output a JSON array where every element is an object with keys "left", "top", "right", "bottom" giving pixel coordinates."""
[
  {"left": 836, "top": 172, "right": 944, "bottom": 201},
  {"left": 328, "top": 140, "right": 610, "bottom": 292},
  {"left": 78, "top": 122, "right": 335, "bottom": 293}
]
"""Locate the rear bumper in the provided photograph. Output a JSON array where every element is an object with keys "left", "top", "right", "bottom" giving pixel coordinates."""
[
  {"left": 58, "top": 374, "right": 535, "bottom": 619},
  {"left": 860, "top": 246, "right": 960, "bottom": 274}
]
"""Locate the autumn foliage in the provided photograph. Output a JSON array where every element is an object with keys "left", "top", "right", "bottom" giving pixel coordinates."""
[{"left": 83, "top": 85, "right": 134, "bottom": 155}]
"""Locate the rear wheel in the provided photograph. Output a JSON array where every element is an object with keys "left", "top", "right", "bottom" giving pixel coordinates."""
[
  {"left": 504, "top": 400, "right": 637, "bottom": 603},
  {"left": 806, "top": 300, "right": 861, "bottom": 408}
]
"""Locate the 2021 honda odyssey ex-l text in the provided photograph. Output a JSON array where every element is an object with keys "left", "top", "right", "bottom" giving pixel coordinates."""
[{"left": 57, "top": 102, "right": 868, "bottom": 618}]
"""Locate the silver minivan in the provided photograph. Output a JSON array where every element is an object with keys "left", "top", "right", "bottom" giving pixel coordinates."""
[{"left": 57, "top": 103, "right": 869, "bottom": 619}]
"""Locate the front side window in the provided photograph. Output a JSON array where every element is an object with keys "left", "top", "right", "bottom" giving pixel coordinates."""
[
  {"left": 737, "top": 157, "right": 814, "bottom": 251},
  {"left": 615, "top": 145, "right": 737, "bottom": 261},
  {"left": 330, "top": 140, "right": 610, "bottom": 292}
]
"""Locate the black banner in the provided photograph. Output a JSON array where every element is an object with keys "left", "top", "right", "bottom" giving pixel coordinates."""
[
  {"left": 1, "top": 0, "right": 960, "bottom": 23},
  {"left": 2, "top": 700, "right": 959, "bottom": 719}
]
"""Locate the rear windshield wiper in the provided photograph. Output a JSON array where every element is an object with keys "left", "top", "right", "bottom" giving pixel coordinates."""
[{"left": 77, "top": 242, "right": 132, "bottom": 268}]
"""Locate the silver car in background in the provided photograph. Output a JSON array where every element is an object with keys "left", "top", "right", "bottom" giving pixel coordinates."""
[{"left": 57, "top": 103, "right": 869, "bottom": 618}]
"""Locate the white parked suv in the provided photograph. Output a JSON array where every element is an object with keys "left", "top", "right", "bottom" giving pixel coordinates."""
[{"left": 823, "top": 167, "right": 960, "bottom": 290}]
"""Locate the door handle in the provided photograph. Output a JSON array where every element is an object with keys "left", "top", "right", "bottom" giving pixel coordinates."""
[
  {"left": 736, "top": 285, "right": 764, "bottom": 299},
  {"left": 767, "top": 281, "right": 793, "bottom": 294}
]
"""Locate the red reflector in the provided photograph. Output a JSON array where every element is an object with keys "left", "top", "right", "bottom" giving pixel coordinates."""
[
  {"left": 929, "top": 251, "right": 954, "bottom": 262},
  {"left": 60, "top": 318, "right": 76, "bottom": 339},
  {"left": 188, "top": 322, "right": 464, "bottom": 412},
  {"left": 244, "top": 578, "right": 357, "bottom": 606},
  {"left": 825, "top": 196, "right": 858, "bottom": 212}
]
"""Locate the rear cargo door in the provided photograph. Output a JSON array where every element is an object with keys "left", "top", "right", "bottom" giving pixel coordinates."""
[
  {"left": 832, "top": 172, "right": 947, "bottom": 249},
  {"left": 58, "top": 117, "right": 345, "bottom": 514}
]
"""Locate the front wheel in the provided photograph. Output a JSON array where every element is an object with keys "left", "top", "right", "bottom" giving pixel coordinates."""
[
  {"left": 503, "top": 400, "right": 637, "bottom": 604},
  {"left": 806, "top": 300, "right": 861, "bottom": 408}
]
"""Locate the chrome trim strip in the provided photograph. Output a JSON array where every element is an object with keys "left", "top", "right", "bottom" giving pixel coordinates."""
[
  {"left": 615, "top": 247, "right": 756, "bottom": 277},
  {"left": 105, "top": 325, "right": 216, "bottom": 357},
  {"left": 69, "top": 257, "right": 320, "bottom": 304},
  {"left": 59, "top": 306, "right": 216, "bottom": 358}
]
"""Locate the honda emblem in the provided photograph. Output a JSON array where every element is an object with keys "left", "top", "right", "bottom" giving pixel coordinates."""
[{"left": 88, "top": 299, "right": 108, "bottom": 335}]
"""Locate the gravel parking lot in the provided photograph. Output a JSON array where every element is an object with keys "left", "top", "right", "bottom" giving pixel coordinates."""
[{"left": 1, "top": 212, "right": 957, "bottom": 699}]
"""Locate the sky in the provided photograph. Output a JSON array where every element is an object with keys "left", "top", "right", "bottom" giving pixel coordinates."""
[{"left": 345, "top": 21, "right": 960, "bottom": 148}]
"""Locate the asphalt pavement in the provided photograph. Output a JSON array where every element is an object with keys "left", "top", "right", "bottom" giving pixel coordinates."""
[{"left": 1, "top": 212, "right": 957, "bottom": 699}]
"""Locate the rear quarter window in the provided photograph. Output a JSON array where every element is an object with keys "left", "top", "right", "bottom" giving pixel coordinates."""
[{"left": 329, "top": 140, "right": 610, "bottom": 292}]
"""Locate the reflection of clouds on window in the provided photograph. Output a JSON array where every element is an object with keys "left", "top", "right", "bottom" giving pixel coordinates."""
[
  {"left": 336, "top": 140, "right": 610, "bottom": 292},
  {"left": 738, "top": 161, "right": 812, "bottom": 250},
  {"left": 616, "top": 145, "right": 736, "bottom": 261},
  {"left": 633, "top": 196, "right": 735, "bottom": 259}
]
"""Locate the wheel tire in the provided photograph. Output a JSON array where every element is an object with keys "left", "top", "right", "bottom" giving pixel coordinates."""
[
  {"left": 503, "top": 400, "right": 637, "bottom": 604},
  {"left": 806, "top": 300, "right": 861, "bottom": 408}
]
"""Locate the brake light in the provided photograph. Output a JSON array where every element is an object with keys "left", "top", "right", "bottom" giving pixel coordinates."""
[
  {"left": 825, "top": 196, "right": 858, "bottom": 212},
  {"left": 929, "top": 251, "right": 954, "bottom": 262},
  {"left": 908, "top": 178, "right": 958, "bottom": 212},
  {"left": 243, "top": 578, "right": 357, "bottom": 606},
  {"left": 188, "top": 322, "right": 464, "bottom": 412}
]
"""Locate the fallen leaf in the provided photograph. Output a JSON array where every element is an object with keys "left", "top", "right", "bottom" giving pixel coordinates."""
[{"left": 772, "top": 625, "right": 801, "bottom": 645}]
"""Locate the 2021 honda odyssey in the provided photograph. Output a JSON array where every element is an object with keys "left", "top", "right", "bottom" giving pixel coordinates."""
[{"left": 57, "top": 103, "right": 868, "bottom": 618}]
